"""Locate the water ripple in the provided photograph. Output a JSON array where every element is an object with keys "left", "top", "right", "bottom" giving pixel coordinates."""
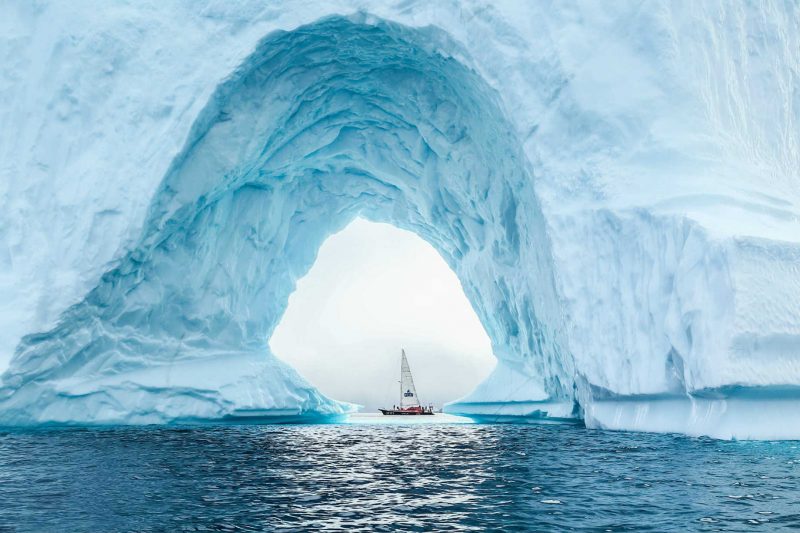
[{"left": 0, "top": 423, "right": 798, "bottom": 531}]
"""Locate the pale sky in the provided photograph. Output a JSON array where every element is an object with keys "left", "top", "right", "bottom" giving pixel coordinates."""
[{"left": 270, "top": 218, "right": 495, "bottom": 411}]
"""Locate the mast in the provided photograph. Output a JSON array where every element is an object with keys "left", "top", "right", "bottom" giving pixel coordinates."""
[{"left": 399, "top": 349, "right": 420, "bottom": 409}]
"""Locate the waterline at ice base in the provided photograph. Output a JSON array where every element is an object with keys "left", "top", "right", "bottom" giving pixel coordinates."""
[{"left": 1, "top": 3, "right": 799, "bottom": 440}]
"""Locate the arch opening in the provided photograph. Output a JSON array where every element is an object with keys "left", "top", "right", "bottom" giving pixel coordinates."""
[
  {"left": 0, "top": 15, "right": 571, "bottom": 425},
  {"left": 270, "top": 217, "right": 496, "bottom": 411}
]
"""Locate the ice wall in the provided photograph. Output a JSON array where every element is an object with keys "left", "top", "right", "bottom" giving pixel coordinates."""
[{"left": 1, "top": 2, "right": 798, "bottom": 438}]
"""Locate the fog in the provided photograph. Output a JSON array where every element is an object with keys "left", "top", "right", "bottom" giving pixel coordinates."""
[{"left": 270, "top": 218, "right": 495, "bottom": 411}]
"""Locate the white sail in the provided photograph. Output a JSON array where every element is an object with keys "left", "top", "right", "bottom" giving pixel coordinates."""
[{"left": 400, "top": 349, "right": 420, "bottom": 408}]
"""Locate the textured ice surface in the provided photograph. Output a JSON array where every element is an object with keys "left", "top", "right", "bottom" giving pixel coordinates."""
[{"left": 1, "top": 2, "right": 798, "bottom": 437}]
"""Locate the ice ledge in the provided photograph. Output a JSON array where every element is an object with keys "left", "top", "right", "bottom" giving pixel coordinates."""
[
  {"left": 446, "top": 383, "right": 800, "bottom": 440},
  {"left": 0, "top": 352, "right": 356, "bottom": 426},
  {"left": 443, "top": 361, "right": 581, "bottom": 424},
  {"left": 443, "top": 400, "right": 579, "bottom": 424},
  {"left": 584, "top": 387, "right": 800, "bottom": 440}
]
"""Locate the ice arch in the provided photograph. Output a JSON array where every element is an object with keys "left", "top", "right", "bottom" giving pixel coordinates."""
[{"left": 0, "top": 16, "right": 572, "bottom": 425}]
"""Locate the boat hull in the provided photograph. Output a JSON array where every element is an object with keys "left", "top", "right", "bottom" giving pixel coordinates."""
[{"left": 379, "top": 409, "right": 434, "bottom": 416}]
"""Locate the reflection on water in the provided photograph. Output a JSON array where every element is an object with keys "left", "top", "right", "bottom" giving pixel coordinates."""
[
  {"left": 1, "top": 422, "right": 799, "bottom": 531},
  {"left": 346, "top": 413, "right": 474, "bottom": 425}
]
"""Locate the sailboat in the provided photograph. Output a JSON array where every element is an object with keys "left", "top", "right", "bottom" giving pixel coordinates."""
[{"left": 379, "top": 349, "right": 435, "bottom": 415}]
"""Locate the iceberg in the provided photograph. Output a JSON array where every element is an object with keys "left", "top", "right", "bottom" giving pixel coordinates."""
[{"left": 0, "top": 3, "right": 798, "bottom": 439}]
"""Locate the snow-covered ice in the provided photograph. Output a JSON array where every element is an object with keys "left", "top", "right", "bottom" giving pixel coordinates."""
[{"left": 0, "top": 2, "right": 798, "bottom": 438}]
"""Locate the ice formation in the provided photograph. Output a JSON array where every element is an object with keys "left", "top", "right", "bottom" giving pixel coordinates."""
[{"left": 1, "top": 2, "right": 798, "bottom": 438}]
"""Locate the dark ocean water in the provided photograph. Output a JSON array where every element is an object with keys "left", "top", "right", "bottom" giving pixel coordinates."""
[{"left": 1, "top": 417, "right": 798, "bottom": 532}]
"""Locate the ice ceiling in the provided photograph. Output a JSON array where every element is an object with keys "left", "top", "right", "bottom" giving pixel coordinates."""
[{"left": 1, "top": 10, "right": 799, "bottom": 439}]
